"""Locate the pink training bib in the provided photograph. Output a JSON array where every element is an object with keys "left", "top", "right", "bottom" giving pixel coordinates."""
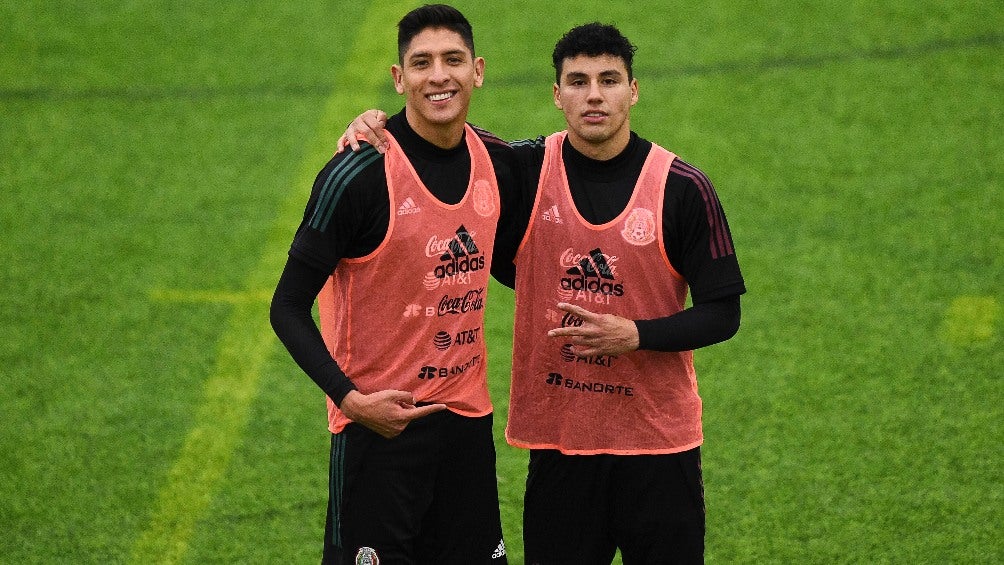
[
  {"left": 321, "top": 126, "right": 500, "bottom": 433},
  {"left": 507, "top": 131, "right": 701, "bottom": 454}
]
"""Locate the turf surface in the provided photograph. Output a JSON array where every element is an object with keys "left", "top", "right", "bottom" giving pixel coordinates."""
[{"left": 2, "top": 1, "right": 1000, "bottom": 562}]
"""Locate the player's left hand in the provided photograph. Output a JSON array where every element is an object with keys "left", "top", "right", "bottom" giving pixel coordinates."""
[
  {"left": 547, "top": 302, "right": 640, "bottom": 357},
  {"left": 336, "top": 109, "right": 389, "bottom": 154}
]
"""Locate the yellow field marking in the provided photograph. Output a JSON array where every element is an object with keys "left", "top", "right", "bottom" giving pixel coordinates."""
[
  {"left": 130, "top": 2, "right": 408, "bottom": 562},
  {"left": 942, "top": 295, "right": 999, "bottom": 345}
]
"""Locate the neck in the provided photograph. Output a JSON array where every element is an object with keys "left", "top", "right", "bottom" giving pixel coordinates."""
[
  {"left": 565, "top": 127, "right": 631, "bottom": 161},
  {"left": 405, "top": 108, "right": 466, "bottom": 149}
]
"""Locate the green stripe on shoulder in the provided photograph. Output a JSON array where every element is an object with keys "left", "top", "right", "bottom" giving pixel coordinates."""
[{"left": 309, "top": 145, "right": 382, "bottom": 231}]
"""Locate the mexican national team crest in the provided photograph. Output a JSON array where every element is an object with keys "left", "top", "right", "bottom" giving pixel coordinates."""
[
  {"left": 472, "top": 179, "right": 496, "bottom": 217},
  {"left": 621, "top": 207, "right": 656, "bottom": 246},
  {"left": 355, "top": 546, "right": 379, "bottom": 565}
]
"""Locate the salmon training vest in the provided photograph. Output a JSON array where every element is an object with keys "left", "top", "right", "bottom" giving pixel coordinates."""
[
  {"left": 506, "top": 131, "right": 700, "bottom": 454},
  {"left": 321, "top": 126, "right": 500, "bottom": 433}
]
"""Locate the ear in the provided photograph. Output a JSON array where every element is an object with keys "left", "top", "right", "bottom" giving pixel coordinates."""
[
  {"left": 473, "top": 57, "right": 485, "bottom": 88},
  {"left": 391, "top": 64, "right": 405, "bottom": 95},
  {"left": 553, "top": 82, "right": 562, "bottom": 109},
  {"left": 629, "top": 78, "right": 639, "bottom": 106}
]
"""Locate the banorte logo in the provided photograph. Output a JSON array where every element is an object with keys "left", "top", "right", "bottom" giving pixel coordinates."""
[
  {"left": 427, "top": 225, "right": 485, "bottom": 281},
  {"left": 559, "top": 247, "right": 625, "bottom": 297}
]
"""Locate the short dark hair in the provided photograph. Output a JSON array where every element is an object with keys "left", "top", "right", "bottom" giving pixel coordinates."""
[
  {"left": 552, "top": 23, "right": 637, "bottom": 83},
  {"left": 397, "top": 4, "right": 475, "bottom": 63}
]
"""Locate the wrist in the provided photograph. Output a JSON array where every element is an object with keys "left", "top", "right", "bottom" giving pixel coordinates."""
[
  {"left": 328, "top": 378, "right": 358, "bottom": 408},
  {"left": 629, "top": 320, "right": 641, "bottom": 350},
  {"left": 338, "top": 390, "right": 364, "bottom": 419}
]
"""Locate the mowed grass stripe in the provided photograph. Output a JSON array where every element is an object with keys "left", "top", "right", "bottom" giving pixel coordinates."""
[
  {"left": 129, "top": 2, "right": 409, "bottom": 562},
  {"left": 149, "top": 288, "right": 273, "bottom": 305}
]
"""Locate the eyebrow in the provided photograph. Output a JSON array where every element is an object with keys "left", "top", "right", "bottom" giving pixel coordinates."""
[
  {"left": 563, "top": 69, "right": 624, "bottom": 81},
  {"left": 408, "top": 49, "right": 468, "bottom": 61}
]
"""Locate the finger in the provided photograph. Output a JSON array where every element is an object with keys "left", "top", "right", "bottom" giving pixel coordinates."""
[
  {"left": 362, "top": 129, "right": 387, "bottom": 153},
  {"left": 386, "top": 390, "right": 417, "bottom": 405},
  {"left": 563, "top": 343, "right": 592, "bottom": 357},
  {"left": 337, "top": 133, "right": 361, "bottom": 154},
  {"left": 405, "top": 403, "right": 448, "bottom": 420},
  {"left": 549, "top": 323, "right": 602, "bottom": 338},
  {"left": 556, "top": 302, "right": 598, "bottom": 321},
  {"left": 360, "top": 110, "right": 388, "bottom": 152},
  {"left": 548, "top": 326, "right": 583, "bottom": 338},
  {"left": 365, "top": 109, "right": 388, "bottom": 126},
  {"left": 363, "top": 112, "right": 383, "bottom": 129}
]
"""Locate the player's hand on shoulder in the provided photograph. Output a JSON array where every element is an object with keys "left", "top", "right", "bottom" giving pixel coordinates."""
[{"left": 336, "top": 109, "right": 389, "bottom": 155}]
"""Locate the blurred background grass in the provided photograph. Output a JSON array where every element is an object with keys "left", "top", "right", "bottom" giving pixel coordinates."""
[{"left": 1, "top": 1, "right": 1000, "bottom": 562}]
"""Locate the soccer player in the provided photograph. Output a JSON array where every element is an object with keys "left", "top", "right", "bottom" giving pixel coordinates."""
[
  {"left": 339, "top": 22, "right": 745, "bottom": 565},
  {"left": 270, "top": 5, "right": 518, "bottom": 564}
]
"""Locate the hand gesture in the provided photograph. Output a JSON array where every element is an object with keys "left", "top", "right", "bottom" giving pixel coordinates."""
[
  {"left": 547, "top": 302, "right": 640, "bottom": 358},
  {"left": 339, "top": 389, "right": 446, "bottom": 438},
  {"left": 336, "top": 109, "right": 389, "bottom": 154}
]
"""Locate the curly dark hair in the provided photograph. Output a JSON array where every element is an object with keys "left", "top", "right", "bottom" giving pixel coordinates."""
[{"left": 552, "top": 22, "right": 637, "bottom": 83}]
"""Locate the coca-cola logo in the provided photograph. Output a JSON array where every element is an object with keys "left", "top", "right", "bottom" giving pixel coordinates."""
[
  {"left": 559, "top": 247, "right": 618, "bottom": 273},
  {"left": 426, "top": 229, "right": 479, "bottom": 258},
  {"left": 561, "top": 312, "right": 583, "bottom": 327},
  {"left": 437, "top": 288, "right": 485, "bottom": 316}
]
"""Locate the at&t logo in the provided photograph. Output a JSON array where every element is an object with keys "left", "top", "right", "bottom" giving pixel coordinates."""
[{"left": 433, "top": 328, "right": 481, "bottom": 350}]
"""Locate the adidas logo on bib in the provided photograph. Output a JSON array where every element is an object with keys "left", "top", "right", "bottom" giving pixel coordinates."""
[
  {"left": 397, "top": 196, "right": 421, "bottom": 216},
  {"left": 542, "top": 204, "right": 563, "bottom": 223}
]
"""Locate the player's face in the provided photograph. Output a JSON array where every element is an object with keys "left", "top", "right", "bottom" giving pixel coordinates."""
[
  {"left": 554, "top": 54, "right": 638, "bottom": 159},
  {"left": 392, "top": 27, "right": 484, "bottom": 146}
]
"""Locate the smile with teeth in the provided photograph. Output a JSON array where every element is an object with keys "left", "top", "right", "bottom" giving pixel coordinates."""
[{"left": 428, "top": 92, "right": 454, "bottom": 102}]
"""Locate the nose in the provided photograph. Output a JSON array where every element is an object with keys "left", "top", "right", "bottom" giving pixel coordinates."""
[
  {"left": 586, "top": 79, "right": 603, "bottom": 102},
  {"left": 429, "top": 60, "right": 449, "bottom": 84}
]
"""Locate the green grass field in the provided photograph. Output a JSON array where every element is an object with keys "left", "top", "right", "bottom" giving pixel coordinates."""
[{"left": 2, "top": 1, "right": 1001, "bottom": 563}]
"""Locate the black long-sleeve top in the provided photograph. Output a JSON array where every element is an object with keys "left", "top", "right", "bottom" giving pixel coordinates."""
[{"left": 496, "top": 133, "right": 746, "bottom": 350}]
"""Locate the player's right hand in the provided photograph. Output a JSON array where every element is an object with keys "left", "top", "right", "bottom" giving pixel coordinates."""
[{"left": 339, "top": 389, "right": 446, "bottom": 438}]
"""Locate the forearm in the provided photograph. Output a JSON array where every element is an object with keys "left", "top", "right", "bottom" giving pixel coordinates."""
[
  {"left": 634, "top": 295, "right": 741, "bottom": 352},
  {"left": 269, "top": 256, "right": 357, "bottom": 405}
]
